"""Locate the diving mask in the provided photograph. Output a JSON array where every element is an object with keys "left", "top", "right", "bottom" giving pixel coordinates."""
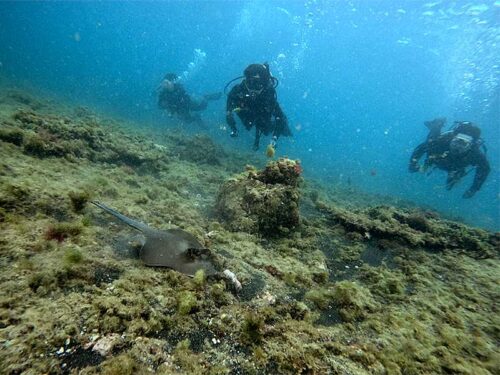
[{"left": 244, "top": 76, "right": 266, "bottom": 97}]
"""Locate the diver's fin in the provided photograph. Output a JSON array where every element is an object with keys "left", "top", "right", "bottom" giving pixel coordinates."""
[
  {"left": 92, "top": 201, "right": 150, "bottom": 233},
  {"left": 424, "top": 117, "right": 446, "bottom": 132},
  {"left": 203, "top": 92, "right": 222, "bottom": 101}
]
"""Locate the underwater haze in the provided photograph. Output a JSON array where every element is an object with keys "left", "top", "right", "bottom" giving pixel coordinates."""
[
  {"left": 0, "top": 0, "right": 499, "bottom": 230},
  {"left": 1, "top": 2, "right": 500, "bottom": 374}
]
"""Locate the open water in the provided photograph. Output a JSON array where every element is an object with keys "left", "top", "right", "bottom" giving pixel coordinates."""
[{"left": 0, "top": 0, "right": 498, "bottom": 229}]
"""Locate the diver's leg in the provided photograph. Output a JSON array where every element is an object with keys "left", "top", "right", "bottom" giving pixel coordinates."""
[
  {"left": 425, "top": 118, "right": 446, "bottom": 141},
  {"left": 446, "top": 168, "right": 465, "bottom": 190},
  {"left": 189, "top": 97, "right": 208, "bottom": 111},
  {"left": 241, "top": 116, "right": 253, "bottom": 130},
  {"left": 253, "top": 128, "right": 261, "bottom": 151}
]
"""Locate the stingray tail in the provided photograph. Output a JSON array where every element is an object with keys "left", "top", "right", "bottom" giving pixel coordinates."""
[{"left": 91, "top": 201, "right": 149, "bottom": 232}]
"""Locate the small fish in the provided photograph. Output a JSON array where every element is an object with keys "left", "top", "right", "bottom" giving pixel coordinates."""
[
  {"left": 370, "top": 169, "right": 377, "bottom": 176},
  {"left": 266, "top": 144, "right": 276, "bottom": 158}
]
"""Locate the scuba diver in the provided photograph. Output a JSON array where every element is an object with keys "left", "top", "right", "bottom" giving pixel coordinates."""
[
  {"left": 409, "top": 118, "right": 490, "bottom": 198},
  {"left": 157, "top": 73, "right": 221, "bottom": 125},
  {"left": 224, "top": 63, "right": 292, "bottom": 150}
]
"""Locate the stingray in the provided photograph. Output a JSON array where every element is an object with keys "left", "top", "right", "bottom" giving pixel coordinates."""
[{"left": 92, "top": 201, "right": 218, "bottom": 277}]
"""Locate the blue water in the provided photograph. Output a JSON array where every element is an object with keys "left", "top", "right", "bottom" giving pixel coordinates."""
[{"left": 1, "top": 1, "right": 499, "bottom": 230}]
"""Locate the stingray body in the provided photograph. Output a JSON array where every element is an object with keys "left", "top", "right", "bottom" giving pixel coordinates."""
[{"left": 92, "top": 201, "right": 217, "bottom": 276}]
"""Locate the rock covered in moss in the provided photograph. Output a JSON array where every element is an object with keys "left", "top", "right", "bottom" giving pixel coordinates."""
[
  {"left": 254, "top": 157, "right": 302, "bottom": 187},
  {"left": 173, "top": 134, "right": 226, "bottom": 165},
  {"left": 10, "top": 109, "right": 169, "bottom": 172},
  {"left": 215, "top": 158, "right": 302, "bottom": 237},
  {"left": 0, "top": 126, "right": 24, "bottom": 146},
  {"left": 318, "top": 203, "right": 499, "bottom": 259},
  {"left": 332, "top": 280, "right": 378, "bottom": 322}
]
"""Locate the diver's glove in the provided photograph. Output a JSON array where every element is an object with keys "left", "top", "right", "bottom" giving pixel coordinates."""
[
  {"left": 462, "top": 189, "right": 475, "bottom": 199},
  {"left": 226, "top": 112, "right": 237, "bottom": 137}
]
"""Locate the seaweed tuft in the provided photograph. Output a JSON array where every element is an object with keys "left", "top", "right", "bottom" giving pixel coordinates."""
[
  {"left": 45, "top": 222, "right": 83, "bottom": 242},
  {"left": 68, "top": 190, "right": 91, "bottom": 213},
  {"left": 241, "top": 311, "right": 264, "bottom": 345}
]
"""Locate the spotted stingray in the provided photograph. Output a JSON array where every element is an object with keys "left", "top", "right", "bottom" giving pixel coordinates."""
[{"left": 92, "top": 201, "right": 217, "bottom": 276}]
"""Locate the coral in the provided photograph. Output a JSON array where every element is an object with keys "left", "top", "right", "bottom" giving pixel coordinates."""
[
  {"left": 215, "top": 158, "right": 302, "bottom": 237},
  {"left": 255, "top": 157, "right": 302, "bottom": 187}
]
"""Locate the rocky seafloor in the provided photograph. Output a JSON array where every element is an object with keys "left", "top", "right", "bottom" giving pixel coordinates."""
[{"left": 0, "top": 88, "right": 498, "bottom": 375}]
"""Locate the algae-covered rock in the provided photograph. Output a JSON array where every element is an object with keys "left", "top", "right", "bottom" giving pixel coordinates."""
[
  {"left": 174, "top": 134, "right": 226, "bottom": 165},
  {"left": 1, "top": 89, "right": 47, "bottom": 110},
  {"left": 332, "top": 280, "right": 378, "bottom": 322},
  {"left": 11, "top": 109, "right": 168, "bottom": 172},
  {"left": 215, "top": 158, "right": 302, "bottom": 237},
  {"left": 319, "top": 203, "right": 499, "bottom": 259},
  {"left": 0, "top": 126, "right": 24, "bottom": 146}
]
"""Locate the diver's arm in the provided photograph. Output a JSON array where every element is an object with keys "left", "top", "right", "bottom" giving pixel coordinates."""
[
  {"left": 464, "top": 152, "right": 490, "bottom": 198},
  {"left": 409, "top": 142, "right": 428, "bottom": 172},
  {"left": 226, "top": 88, "right": 238, "bottom": 136}
]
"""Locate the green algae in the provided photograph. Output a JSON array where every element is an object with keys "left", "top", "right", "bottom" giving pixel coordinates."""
[
  {"left": 45, "top": 221, "right": 84, "bottom": 242},
  {"left": 177, "top": 291, "right": 198, "bottom": 315},
  {"left": 100, "top": 353, "right": 137, "bottom": 375},
  {"left": 0, "top": 127, "right": 24, "bottom": 145},
  {"left": 68, "top": 190, "right": 91, "bottom": 213},
  {"left": 240, "top": 311, "right": 265, "bottom": 345},
  {"left": 0, "top": 88, "right": 498, "bottom": 375},
  {"left": 64, "top": 247, "right": 84, "bottom": 264}
]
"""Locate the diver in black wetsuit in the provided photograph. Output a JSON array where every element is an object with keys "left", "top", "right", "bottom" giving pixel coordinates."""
[
  {"left": 157, "top": 73, "right": 221, "bottom": 125},
  {"left": 409, "top": 118, "right": 490, "bottom": 198},
  {"left": 225, "top": 63, "right": 291, "bottom": 150}
]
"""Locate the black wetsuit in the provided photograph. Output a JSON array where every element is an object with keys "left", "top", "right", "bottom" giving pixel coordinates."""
[
  {"left": 158, "top": 83, "right": 207, "bottom": 123},
  {"left": 226, "top": 82, "right": 291, "bottom": 149},
  {"left": 409, "top": 131, "right": 490, "bottom": 196}
]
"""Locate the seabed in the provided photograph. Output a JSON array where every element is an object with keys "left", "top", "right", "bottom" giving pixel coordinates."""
[{"left": 0, "top": 88, "right": 498, "bottom": 375}]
